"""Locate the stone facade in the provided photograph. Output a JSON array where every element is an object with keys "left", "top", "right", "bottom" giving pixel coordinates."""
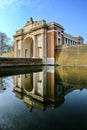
[{"left": 14, "top": 18, "right": 84, "bottom": 65}]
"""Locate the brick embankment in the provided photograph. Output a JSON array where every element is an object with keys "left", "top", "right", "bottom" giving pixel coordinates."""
[
  {"left": 56, "top": 45, "right": 87, "bottom": 66},
  {"left": 0, "top": 58, "right": 43, "bottom": 67}
]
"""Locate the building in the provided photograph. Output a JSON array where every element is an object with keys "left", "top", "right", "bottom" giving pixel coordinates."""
[{"left": 14, "top": 18, "right": 84, "bottom": 65}]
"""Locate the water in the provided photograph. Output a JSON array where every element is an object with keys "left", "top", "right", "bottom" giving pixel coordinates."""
[{"left": 0, "top": 66, "right": 87, "bottom": 130}]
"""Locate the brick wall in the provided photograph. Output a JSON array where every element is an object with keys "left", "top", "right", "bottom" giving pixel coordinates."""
[{"left": 46, "top": 28, "right": 57, "bottom": 58}]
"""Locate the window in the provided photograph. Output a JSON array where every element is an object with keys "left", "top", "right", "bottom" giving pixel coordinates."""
[
  {"left": 65, "top": 38, "right": 67, "bottom": 44},
  {"left": 71, "top": 40, "right": 72, "bottom": 45},
  {"left": 58, "top": 38, "right": 61, "bottom": 45},
  {"left": 58, "top": 32, "right": 60, "bottom": 37}
]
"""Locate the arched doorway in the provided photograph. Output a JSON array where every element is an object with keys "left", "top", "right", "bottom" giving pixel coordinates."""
[
  {"left": 24, "top": 74, "right": 33, "bottom": 92},
  {"left": 24, "top": 37, "right": 33, "bottom": 58}
]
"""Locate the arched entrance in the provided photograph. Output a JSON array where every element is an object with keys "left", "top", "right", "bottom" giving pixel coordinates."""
[
  {"left": 24, "top": 74, "right": 33, "bottom": 92},
  {"left": 24, "top": 37, "right": 33, "bottom": 58}
]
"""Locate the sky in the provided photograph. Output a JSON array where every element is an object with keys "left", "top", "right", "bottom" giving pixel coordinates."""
[{"left": 0, "top": 0, "right": 87, "bottom": 43}]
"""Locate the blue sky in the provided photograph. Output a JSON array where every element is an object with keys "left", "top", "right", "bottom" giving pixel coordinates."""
[{"left": 0, "top": 0, "right": 87, "bottom": 43}]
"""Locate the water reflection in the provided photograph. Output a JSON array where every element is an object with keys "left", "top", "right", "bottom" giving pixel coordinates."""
[
  {"left": 0, "top": 66, "right": 42, "bottom": 77},
  {"left": 0, "top": 78, "right": 6, "bottom": 93},
  {"left": 0, "top": 66, "right": 87, "bottom": 130},
  {"left": 14, "top": 66, "right": 87, "bottom": 111},
  {"left": 56, "top": 66, "right": 87, "bottom": 89}
]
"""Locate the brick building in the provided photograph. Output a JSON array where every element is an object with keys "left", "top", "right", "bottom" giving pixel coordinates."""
[{"left": 14, "top": 18, "right": 84, "bottom": 64}]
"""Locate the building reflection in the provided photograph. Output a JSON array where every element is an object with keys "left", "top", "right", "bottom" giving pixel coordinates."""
[{"left": 14, "top": 66, "right": 77, "bottom": 112}]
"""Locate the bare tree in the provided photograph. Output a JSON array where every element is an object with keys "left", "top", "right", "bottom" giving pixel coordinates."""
[{"left": 0, "top": 32, "right": 13, "bottom": 55}]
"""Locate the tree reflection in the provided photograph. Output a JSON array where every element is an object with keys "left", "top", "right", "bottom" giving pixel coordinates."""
[{"left": 0, "top": 78, "right": 6, "bottom": 93}]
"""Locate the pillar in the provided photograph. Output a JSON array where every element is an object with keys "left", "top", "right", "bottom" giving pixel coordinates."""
[
  {"left": 20, "top": 39, "right": 23, "bottom": 57},
  {"left": 14, "top": 40, "right": 18, "bottom": 57},
  {"left": 33, "top": 36, "right": 36, "bottom": 58}
]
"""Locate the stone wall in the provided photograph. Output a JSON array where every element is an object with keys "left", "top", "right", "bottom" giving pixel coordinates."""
[
  {"left": 1, "top": 52, "right": 14, "bottom": 57},
  {"left": 56, "top": 45, "right": 87, "bottom": 66}
]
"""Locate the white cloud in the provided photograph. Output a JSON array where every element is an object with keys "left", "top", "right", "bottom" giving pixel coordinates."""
[
  {"left": 0, "top": 0, "right": 30, "bottom": 9},
  {"left": 0, "top": 0, "right": 48, "bottom": 9},
  {"left": 0, "top": 0, "right": 17, "bottom": 8},
  {"left": 0, "top": 0, "right": 41, "bottom": 8}
]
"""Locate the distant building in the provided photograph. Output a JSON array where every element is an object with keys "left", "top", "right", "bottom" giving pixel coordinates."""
[{"left": 14, "top": 18, "right": 84, "bottom": 64}]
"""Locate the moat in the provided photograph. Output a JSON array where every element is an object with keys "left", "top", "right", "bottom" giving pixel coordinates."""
[{"left": 0, "top": 66, "right": 87, "bottom": 130}]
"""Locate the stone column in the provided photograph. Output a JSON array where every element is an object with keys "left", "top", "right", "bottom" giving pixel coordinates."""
[
  {"left": 42, "top": 29, "right": 46, "bottom": 63},
  {"left": 64, "top": 37, "right": 66, "bottom": 45},
  {"left": 33, "top": 36, "right": 36, "bottom": 58},
  {"left": 20, "top": 39, "right": 23, "bottom": 57},
  {"left": 14, "top": 40, "right": 18, "bottom": 57},
  {"left": 32, "top": 73, "right": 36, "bottom": 94}
]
